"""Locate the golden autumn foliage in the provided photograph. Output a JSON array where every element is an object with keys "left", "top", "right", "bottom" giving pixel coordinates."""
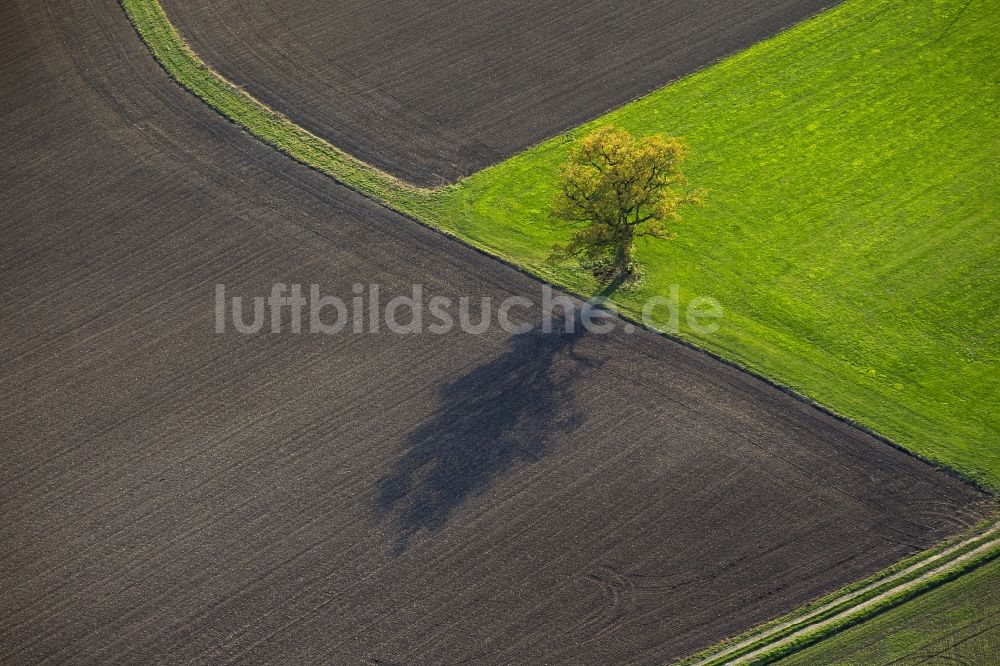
[{"left": 550, "top": 126, "right": 702, "bottom": 282}]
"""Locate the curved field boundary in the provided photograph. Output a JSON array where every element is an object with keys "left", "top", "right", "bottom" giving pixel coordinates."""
[
  {"left": 681, "top": 519, "right": 1000, "bottom": 665},
  {"left": 119, "top": 1, "right": 998, "bottom": 662},
  {"left": 120, "top": 0, "right": 434, "bottom": 209}
]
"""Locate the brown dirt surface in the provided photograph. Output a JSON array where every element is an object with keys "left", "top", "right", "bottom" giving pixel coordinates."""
[
  {"left": 158, "top": 0, "right": 840, "bottom": 185},
  {"left": 0, "top": 1, "right": 990, "bottom": 664}
]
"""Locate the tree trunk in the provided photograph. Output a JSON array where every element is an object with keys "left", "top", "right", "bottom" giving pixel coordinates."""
[{"left": 614, "top": 226, "right": 633, "bottom": 278}]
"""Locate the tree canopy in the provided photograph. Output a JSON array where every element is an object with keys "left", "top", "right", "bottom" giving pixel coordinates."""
[{"left": 550, "top": 126, "right": 701, "bottom": 282}]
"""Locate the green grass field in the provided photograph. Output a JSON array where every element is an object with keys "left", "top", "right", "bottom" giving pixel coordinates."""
[
  {"left": 776, "top": 554, "right": 1000, "bottom": 664},
  {"left": 421, "top": 0, "right": 1000, "bottom": 490}
]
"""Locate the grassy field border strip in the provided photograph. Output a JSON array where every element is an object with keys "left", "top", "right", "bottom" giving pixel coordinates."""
[
  {"left": 119, "top": 0, "right": 436, "bottom": 211},
  {"left": 740, "top": 535, "right": 1000, "bottom": 665},
  {"left": 120, "top": 0, "right": 546, "bottom": 271},
  {"left": 682, "top": 520, "right": 1000, "bottom": 665},
  {"left": 685, "top": 521, "right": 1000, "bottom": 665},
  {"left": 682, "top": 520, "right": 1000, "bottom": 664}
]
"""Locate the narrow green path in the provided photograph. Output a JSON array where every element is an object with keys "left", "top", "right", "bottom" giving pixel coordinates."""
[
  {"left": 683, "top": 521, "right": 1000, "bottom": 664},
  {"left": 776, "top": 549, "right": 1000, "bottom": 664},
  {"left": 120, "top": 0, "right": 434, "bottom": 210}
]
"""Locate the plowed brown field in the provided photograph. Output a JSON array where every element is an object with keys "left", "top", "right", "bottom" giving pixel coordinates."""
[
  {"left": 160, "top": 0, "right": 838, "bottom": 185},
  {"left": 0, "top": 1, "right": 989, "bottom": 664}
]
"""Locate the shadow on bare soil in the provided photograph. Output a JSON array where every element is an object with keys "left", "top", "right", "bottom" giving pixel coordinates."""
[{"left": 375, "top": 314, "right": 596, "bottom": 554}]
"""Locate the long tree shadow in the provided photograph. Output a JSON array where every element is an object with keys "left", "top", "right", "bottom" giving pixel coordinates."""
[{"left": 375, "top": 314, "right": 598, "bottom": 554}]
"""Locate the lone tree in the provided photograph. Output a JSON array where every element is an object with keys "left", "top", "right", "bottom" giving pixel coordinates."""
[{"left": 550, "top": 125, "right": 701, "bottom": 282}]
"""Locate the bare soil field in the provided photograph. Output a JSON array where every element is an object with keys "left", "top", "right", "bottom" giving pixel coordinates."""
[
  {"left": 0, "top": 1, "right": 989, "bottom": 664},
  {"left": 158, "top": 0, "right": 838, "bottom": 185}
]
